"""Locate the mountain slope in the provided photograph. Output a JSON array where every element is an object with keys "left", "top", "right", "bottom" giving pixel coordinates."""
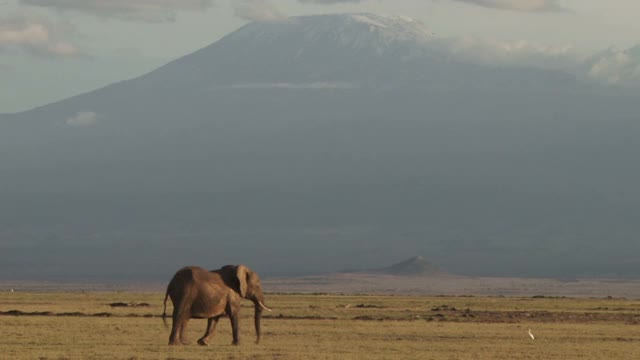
[{"left": 1, "top": 14, "right": 640, "bottom": 281}]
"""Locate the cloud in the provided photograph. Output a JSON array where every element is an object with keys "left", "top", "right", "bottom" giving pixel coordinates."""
[
  {"left": 65, "top": 111, "right": 99, "bottom": 126},
  {"left": 298, "top": 0, "right": 566, "bottom": 12},
  {"left": 0, "top": 16, "right": 81, "bottom": 57},
  {"left": 298, "top": 0, "right": 365, "bottom": 3},
  {"left": 20, "top": 0, "right": 215, "bottom": 22},
  {"left": 221, "top": 82, "right": 359, "bottom": 89},
  {"left": 451, "top": 0, "right": 567, "bottom": 12},
  {"left": 233, "top": 0, "right": 286, "bottom": 22},
  {"left": 586, "top": 46, "right": 640, "bottom": 85},
  {"left": 442, "top": 36, "right": 579, "bottom": 70},
  {"left": 441, "top": 38, "right": 640, "bottom": 86}
]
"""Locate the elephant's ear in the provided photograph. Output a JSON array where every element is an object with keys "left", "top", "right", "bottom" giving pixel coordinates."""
[{"left": 236, "top": 265, "right": 248, "bottom": 298}]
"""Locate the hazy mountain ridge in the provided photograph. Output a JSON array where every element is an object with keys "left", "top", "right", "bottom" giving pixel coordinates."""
[
  {"left": 344, "top": 256, "right": 444, "bottom": 276},
  {"left": 1, "top": 14, "right": 640, "bottom": 281}
]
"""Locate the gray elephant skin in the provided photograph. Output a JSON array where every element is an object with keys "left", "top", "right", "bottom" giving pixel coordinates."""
[{"left": 162, "top": 264, "right": 271, "bottom": 345}]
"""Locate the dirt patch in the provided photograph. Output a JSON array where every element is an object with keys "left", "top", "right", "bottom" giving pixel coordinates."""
[
  {"left": 424, "top": 309, "right": 640, "bottom": 324},
  {"left": 109, "top": 302, "right": 150, "bottom": 308},
  {"left": 0, "top": 310, "right": 160, "bottom": 318},
  {"left": 267, "top": 314, "right": 338, "bottom": 320},
  {"left": 355, "top": 304, "right": 385, "bottom": 308},
  {"left": 2, "top": 310, "right": 53, "bottom": 316}
]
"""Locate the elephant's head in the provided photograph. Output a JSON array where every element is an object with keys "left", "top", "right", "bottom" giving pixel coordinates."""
[{"left": 221, "top": 264, "right": 271, "bottom": 343}]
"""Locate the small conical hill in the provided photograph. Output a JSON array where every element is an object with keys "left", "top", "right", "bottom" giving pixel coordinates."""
[{"left": 379, "top": 256, "right": 442, "bottom": 276}]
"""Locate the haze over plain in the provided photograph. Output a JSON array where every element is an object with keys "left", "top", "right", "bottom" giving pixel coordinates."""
[{"left": 1, "top": 1, "right": 640, "bottom": 281}]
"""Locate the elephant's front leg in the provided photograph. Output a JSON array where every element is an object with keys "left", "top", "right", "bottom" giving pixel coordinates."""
[
  {"left": 225, "top": 297, "right": 242, "bottom": 345},
  {"left": 198, "top": 316, "right": 220, "bottom": 346},
  {"left": 229, "top": 313, "right": 240, "bottom": 345}
]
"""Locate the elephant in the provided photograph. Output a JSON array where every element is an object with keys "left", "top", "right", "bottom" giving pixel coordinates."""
[{"left": 162, "top": 264, "right": 271, "bottom": 346}]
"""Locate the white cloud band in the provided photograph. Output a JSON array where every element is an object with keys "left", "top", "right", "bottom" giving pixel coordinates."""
[
  {"left": 66, "top": 111, "right": 99, "bottom": 126},
  {"left": 20, "top": 0, "right": 215, "bottom": 22},
  {"left": 298, "top": 0, "right": 566, "bottom": 12},
  {"left": 233, "top": 0, "right": 286, "bottom": 22},
  {"left": 587, "top": 47, "right": 640, "bottom": 85},
  {"left": 0, "top": 16, "right": 80, "bottom": 57},
  {"left": 452, "top": 0, "right": 566, "bottom": 12}
]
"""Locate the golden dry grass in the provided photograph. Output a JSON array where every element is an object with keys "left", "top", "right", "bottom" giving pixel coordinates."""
[{"left": 1, "top": 292, "right": 640, "bottom": 359}]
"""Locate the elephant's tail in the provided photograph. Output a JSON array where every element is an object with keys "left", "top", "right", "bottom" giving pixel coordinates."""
[{"left": 162, "top": 290, "right": 169, "bottom": 328}]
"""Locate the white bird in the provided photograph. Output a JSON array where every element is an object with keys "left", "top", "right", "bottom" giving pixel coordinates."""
[{"left": 528, "top": 329, "right": 535, "bottom": 340}]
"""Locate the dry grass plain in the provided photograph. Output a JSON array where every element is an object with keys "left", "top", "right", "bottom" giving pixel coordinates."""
[{"left": 2, "top": 291, "right": 640, "bottom": 359}]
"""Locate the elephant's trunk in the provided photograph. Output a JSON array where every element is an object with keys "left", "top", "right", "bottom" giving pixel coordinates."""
[{"left": 254, "top": 302, "right": 263, "bottom": 344}]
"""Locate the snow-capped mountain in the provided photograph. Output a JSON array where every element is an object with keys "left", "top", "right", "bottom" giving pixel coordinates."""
[
  {"left": 119, "top": 12, "right": 581, "bottom": 101},
  {"left": 134, "top": 13, "right": 441, "bottom": 90},
  {"left": 1, "top": 14, "right": 640, "bottom": 281}
]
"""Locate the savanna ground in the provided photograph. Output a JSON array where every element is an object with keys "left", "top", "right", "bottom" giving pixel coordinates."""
[{"left": 1, "top": 291, "right": 640, "bottom": 359}]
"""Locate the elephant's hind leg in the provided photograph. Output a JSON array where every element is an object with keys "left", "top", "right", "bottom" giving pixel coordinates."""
[
  {"left": 198, "top": 316, "right": 221, "bottom": 346},
  {"left": 168, "top": 319, "right": 182, "bottom": 345},
  {"left": 179, "top": 319, "right": 191, "bottom": 345},
  {"left": 169, "top": 309, "right": 190, "bottom": 345}
]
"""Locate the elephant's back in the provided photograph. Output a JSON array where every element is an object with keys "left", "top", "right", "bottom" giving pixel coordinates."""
[
  {"left": 168, "top": 266, "right": 208, "bottom": 290},
  {"left": 175, "top": 266, "right": 208, "bottom": 276}
]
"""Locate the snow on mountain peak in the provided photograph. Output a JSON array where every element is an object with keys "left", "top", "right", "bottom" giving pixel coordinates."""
[
  {"left": 227, "top": 13, "right": 435, "bottom": 57},
  {"left": 295, "top": 13, "right": 434, "bottom": 43},
  {"left": 349, "top": 14, "right": 389, "bottom": 28},
  {"left": 347, "top": 13, "right": 432, "bottom": 35},
  {"left": 288, "top": 13, "right": 435, "bottom": 57}
]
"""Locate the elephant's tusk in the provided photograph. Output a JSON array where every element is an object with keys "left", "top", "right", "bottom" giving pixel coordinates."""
[{"left": 258, "top": 301, "right": 272, "bottom": 312}]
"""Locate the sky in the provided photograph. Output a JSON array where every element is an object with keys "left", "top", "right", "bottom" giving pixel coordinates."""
[{"left": 1, "top": 0, "right": 639, "bottom": 113}]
